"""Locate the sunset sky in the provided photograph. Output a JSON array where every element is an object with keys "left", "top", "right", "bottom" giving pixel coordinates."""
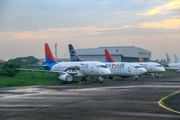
[{"left": 0, "top": 0, "right": 180, "bottom": 61}]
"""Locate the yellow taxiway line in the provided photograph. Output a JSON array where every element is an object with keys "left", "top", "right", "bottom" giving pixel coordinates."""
[{"left": 158, "top": 91, "right": 180, "bottom": 114}]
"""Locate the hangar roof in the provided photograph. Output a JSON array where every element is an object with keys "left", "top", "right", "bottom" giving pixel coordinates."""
[{"left": 76, "top": 46, "right": 151, "bottom": 58}]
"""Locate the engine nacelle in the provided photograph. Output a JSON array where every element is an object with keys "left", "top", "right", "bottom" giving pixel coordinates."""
[{"left": 59, "top": 72, "right": 73, "bottom": 82}]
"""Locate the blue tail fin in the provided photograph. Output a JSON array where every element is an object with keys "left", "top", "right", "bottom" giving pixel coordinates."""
[{"left": 68, "top": 44, "right": 82, "bottom": 62}]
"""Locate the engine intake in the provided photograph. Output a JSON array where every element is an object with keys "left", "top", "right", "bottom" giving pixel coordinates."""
[{"left": 59, "top": 72, "right": 73, "bottom": 81}]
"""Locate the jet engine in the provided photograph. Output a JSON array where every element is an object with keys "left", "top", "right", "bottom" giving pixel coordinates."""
[{"left": 59, "top": 72, "right": 73, "bottom": 81}]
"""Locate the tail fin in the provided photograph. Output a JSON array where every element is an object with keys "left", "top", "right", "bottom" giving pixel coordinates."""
[
  {"left": 68, "top": 44, "right": 82, "bottom": 62},
  {"left": 105, "top": 49, "right": 115, "bottom": 62},
  {"left": 166, "top": 53, "right": 173, "bottom": 64},
  {"left": 174, "top": 54, "right": 180, "bottom": 63},
  {"left": 45, "top": 43, "right": 56, "bottom": 64}
]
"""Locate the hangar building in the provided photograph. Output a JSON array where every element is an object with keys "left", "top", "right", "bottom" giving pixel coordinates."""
[{"left": 76, "top": 46, "right": 151, "bottom": 62}]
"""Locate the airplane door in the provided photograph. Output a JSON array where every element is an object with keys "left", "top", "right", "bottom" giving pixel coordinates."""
[
  {"left": 131, "top": 66, "right": 135, "bottom": 75},
  {"left": 94, "top": 65, "right": 99, "bottom": 75},
  {"left": 90, "top": 63, "right": 95, "bottom": 72},
  {"left": 127, "top": 64, "right": 131, "bottom": 76},
  {"left": 149, "top": 64, "right": 153, "bottom": 71}
]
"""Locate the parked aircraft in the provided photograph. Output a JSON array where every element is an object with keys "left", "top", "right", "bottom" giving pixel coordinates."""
[
  {"left": 68, "top": 44, "right": 147, "bottom": 81},
  {"left": 105, "top": 49, "right": 165, "bottom": 78},
  {"left": 166, "top": 53, "right": 180, "bottom": 72},
  {"left": 17, "top": 43, "right": 111, "bottom": 83}
]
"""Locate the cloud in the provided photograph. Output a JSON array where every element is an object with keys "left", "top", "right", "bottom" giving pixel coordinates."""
[
  {"left": 138, "top": 6, "right": 162, "bottom": 15},
  {"left": 164, "top": 0, "right": 180, "bottom": 9},
  {"left": 138, "top": 0, "right": 180, "bottom": 15},
  {"left": 139, "top": 19, "right": 180, "bottom": 29},
  {"left": 5, "top": 27, "right": 122, "bottom": 39}
]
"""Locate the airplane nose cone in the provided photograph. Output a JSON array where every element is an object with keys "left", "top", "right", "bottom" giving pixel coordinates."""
[
  {"left": 100, "top": 69, "right": 111, "bottom": 76},
  {"left": 107, "top": 69, "right": 111, "bottom": 75},
  {"left": 159, "top": 67, "right": 165, "bottom": 72},
  {"left": 141, "top": 68, "right": 147, "bottom": 74}
]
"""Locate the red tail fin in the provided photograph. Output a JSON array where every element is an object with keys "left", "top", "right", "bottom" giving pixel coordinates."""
[
  {"left": 105, "top": 49, "right": 115, "bottom": 62},
  {"left": 45, "top": 43, "right": 56, "bottom": 63}
]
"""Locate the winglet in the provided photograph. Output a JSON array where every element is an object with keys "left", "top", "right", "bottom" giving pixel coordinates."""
[
  {"left": 68, "top": 44, "right": 82, "bottom": 61},
  {"left": 105, "top": 49, "right": 115, "bottom": 62},
  {"left": 166, "top": 53, "right": 173, "bottom": 64},
  {"left": 174, "top": 54, "right": 180, "bottom": 63},
  {"left": 45, "top": 43, "right": 56, "bottom": 64}
]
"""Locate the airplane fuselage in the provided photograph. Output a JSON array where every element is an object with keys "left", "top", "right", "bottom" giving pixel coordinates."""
[
  {"left": 138, "top": 62, "right": 165, "bottom": 73},
  {"left": 106, "top": 63, "right": 147, "bottom": 77},
  {"left": 50, "top": 61, "right": 111, "bottom": 77}
]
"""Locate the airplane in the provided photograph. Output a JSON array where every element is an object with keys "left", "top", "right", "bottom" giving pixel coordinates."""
[
  {"left": 165, "top": 53, "right": 180, "bottom": 72},
  {"left": 105, "top": 49, "right": 165, "bottom": 78},
  {"left": 68, "top": 44, "right": 147, "bottom": 81},
  {"left": 16, "top": 43, "right": 111, "bottom": 83}
]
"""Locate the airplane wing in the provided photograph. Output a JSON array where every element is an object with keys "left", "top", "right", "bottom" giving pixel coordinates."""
[
  {"left": 15, "top": 68, "right": 62, "bottom": 73},
  {"left": 15, "top": 66, "right": 81, "bottom": 76},
  {"left": 164, "top": 67, "right": 180, "bottom": 70}
]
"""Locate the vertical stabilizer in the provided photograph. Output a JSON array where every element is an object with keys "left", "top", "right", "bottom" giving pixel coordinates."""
[
  {"left": 68, "top": 44, "right": 82, "bottom": 61},
  {"left": 105, "top": 49, "right": 115, "bottom": 62},
  {"left": 166, "top": 53, "right": 173, "bottom": 64},
  {"left": 45, "top": 43, "right": 56, "bottom": 64},
  {"left": 174, "top": 54, "right": 180, "bottom": 63}
]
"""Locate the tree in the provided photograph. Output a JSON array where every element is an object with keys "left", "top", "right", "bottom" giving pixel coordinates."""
[{"left": 0, "top": 62, "right": 20, "bottom": 77}]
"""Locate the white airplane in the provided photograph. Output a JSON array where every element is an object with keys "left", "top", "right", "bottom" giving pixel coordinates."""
[
  {"left": 17, "top": 43, "right": 111, "bottom": 83},
  {"left": 166, "top": 53, "right": 180, "bottom": 72},
  {"left": 68, "top": 44, "right": 147, "bottom": 81},
  {"left": 105, "top": 49, "right": 165, "bottom": 78}
]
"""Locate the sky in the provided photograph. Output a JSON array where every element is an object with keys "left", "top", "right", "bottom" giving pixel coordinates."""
[{"left": 0, "top": 0, "right": 180, "bottom": 61}]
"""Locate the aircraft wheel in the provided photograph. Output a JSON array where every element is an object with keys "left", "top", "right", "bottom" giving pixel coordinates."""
[
  {"left": 99, "top": 81, "right": 103, "bottom": 84},
  {"left": 156, "top": 76, "right": 159, "bottom": 78},
  {"left": 134, "top": 78, "right": 137, "bottom": 81}
]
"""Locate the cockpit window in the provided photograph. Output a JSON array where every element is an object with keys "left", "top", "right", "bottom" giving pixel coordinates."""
[
  {"left": 155, "top": 65, "right": 162, "bottom": 67},
  {"left": 135, "top": 66, "right": 142, "bottom": 68},
  {"left": 98, "top": 65, "right": 108, "bottom": 68}
]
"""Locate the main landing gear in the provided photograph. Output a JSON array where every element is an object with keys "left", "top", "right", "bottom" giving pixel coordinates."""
[
  {"left": 108, "top": 76, "right": 113, "bottom": 79},
  {"left": 81, "top": 78, "right": 87, "bottom": 82}
]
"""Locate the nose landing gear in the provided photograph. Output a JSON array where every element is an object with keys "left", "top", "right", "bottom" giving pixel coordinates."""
[
  {"left": 155, "top": 73, "right": 159, "bottom": 78},
  {"left": 133, "top": 76, "right": 138, "bottom": 81},
  {"left": 98, "top": 77, "right": 104, "bottom": 84}
]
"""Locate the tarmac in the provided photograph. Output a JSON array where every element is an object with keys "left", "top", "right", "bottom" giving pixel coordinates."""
[{"left": 0, "top": 74, "right": 180, "bottom": 120}]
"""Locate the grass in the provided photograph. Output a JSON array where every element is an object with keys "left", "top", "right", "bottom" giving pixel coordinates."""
[
  {"left": 0, "top": 67, "right": 178, "bottom": 88},
  {"left": 0, "top": 71, "right": 116, "bottom": 88},
  {"left": 159, "top": 69, "right": 177, "bottom": 76},
  {"left": 0, "top": 71, "right": 61, "bottom": 88}
]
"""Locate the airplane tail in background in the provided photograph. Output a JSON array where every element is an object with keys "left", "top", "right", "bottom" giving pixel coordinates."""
[
  {"left": 105, "top": 49, "right": 115, "bottom": 62},
  {"left": 174, "top": 54, "right": 180, "bottom": 63},
  {"left": 68, "top": 44, "right": 82, "bottom": 62},
  {"left": 45, "top": 43, "right": 56, "bottom": 64},
  {"left": 166, "top": 53, "right": 173, "bottom": 64}
]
